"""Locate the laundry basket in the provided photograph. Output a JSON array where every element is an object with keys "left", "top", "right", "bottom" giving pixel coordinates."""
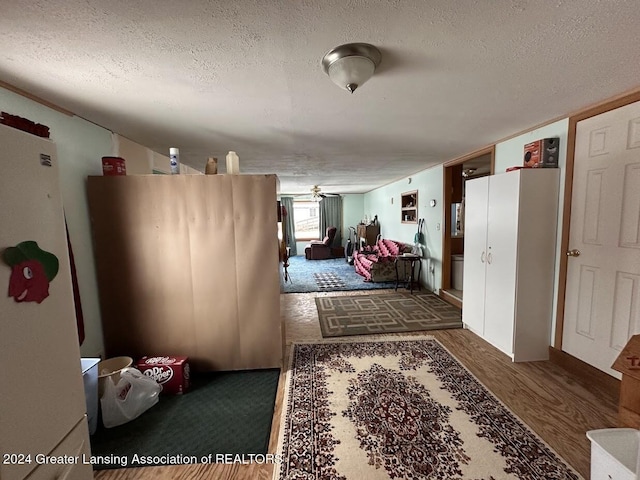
[
  {"left": 97, "top": 356, "right": 133, "bottom": 397},
  {"left": 587, "top": 428, "right": 640, "bottom": 480}
]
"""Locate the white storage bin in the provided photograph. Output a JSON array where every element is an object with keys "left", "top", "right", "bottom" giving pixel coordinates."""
[
  {"left": 587, "top": 428, "right": 640, "bottom": 480},
  {"left": 452, "top": 255, "right": 464, "bottom": 291},
  {"left": 81, "top": 358, "right": 100, "bottom": 435}
]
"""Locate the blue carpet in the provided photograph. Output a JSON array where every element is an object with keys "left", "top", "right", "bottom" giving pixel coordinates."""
[{"left": 282, "top": 256, "right": 396, "bottom": 294}]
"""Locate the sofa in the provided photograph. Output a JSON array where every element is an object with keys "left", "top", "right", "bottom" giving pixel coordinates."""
[{"left": 353, "top": 238, "right": 412, "bottom": 282}]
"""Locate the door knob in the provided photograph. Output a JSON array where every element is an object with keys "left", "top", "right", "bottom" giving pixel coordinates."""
[{"left": 566, "top": 249, "right": 581, "bottom": 257}]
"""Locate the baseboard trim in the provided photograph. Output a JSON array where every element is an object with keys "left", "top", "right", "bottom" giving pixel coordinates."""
[
  {"left": 548, "top": 346, "right": 620, "bottom": 398},
  {"left": 438, "top": 289, "right": 462, "bottom": 309}
]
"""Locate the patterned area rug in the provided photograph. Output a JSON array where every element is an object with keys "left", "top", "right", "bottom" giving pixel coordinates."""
[
  {"left": 275, "top": 338, "right": 582, "bottom": 480},
  {"left": 282, "top": 256, "right": 395, "bottom": 294},
  {"left": 316, "top": 291, "right": 462, "bottom": 337},
  {"left": 314, "top": 272, "right": 347, "bottom": 289}
]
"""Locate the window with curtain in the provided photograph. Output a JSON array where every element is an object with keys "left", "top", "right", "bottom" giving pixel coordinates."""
[
  {"left": 319, "top": 196, "right": 342, "bottom": 247},
  {"left": 280, "top": 197, "right": 297, "bottom": 256},
  {"left": 293, "top": 200, "right": 320, "bottom": 240}
]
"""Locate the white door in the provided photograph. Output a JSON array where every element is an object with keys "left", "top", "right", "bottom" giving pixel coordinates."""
[
  {"left": 483, "top": 172, "right": 520, "bottom": 356},
  {"left": 462, "top": 176, "right": 489, "bottom": 335},
  {"left": 562, "top": 100, "right": 640, "bottom": 378}
]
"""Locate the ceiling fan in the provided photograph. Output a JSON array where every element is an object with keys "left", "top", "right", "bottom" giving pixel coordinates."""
[{"left": 310, "top": 185, "right": 340, "bottom": 200}]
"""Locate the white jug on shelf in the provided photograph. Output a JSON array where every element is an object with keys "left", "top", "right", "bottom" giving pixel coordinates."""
[{"left": 226, "top": 151, "right": 240, "bottom": 174}]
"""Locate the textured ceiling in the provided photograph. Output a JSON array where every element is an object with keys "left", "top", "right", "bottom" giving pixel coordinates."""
[{"left": 2, "top": 1, "right": 640, "bottom": 194}]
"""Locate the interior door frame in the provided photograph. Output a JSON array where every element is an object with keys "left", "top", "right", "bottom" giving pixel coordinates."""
[
  {"left": 554, "top": 89, "right": 640, "bottom": 348},
  {"left": 441, "top": 146, "right": 495, "bottom": 308}
]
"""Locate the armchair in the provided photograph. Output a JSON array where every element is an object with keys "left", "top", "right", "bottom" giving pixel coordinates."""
[{"left": 304, "top": 226, "right": 337, "bottom": 260}]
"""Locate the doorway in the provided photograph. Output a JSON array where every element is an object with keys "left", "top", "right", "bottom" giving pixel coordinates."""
[
  {"left": 440, "top": 147, "right": 494, "bottom": 307},
  {"left": 559, "top": 97, "right": 640, "bottom": 377}
]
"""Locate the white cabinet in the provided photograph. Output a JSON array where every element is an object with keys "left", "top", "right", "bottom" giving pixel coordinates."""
[{"left": 462, "top": 169, "right": 560, "bottom": 361}]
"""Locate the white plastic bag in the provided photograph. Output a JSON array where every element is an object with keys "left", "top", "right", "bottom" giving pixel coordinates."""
[{"left": 100, "top": 367, "right": 161, "bottom": 428}]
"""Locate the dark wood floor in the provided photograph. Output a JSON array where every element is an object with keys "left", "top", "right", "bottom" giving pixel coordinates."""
[
  {"left": 432, "top": 328, "right": 618, "bottom": 478},
  {"left": 94, "top": 299, "right": 618, "bottom": 480}
]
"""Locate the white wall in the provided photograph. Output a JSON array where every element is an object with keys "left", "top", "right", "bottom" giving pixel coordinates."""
[
  {"left": 495, "top": 118, "right": 569, "bottom": 343},
  {"left": 342, "top": 194, "right": 364, "bottom": 246},
  {"left": 365, "top": 166, "right": 444, "bottom": 292},
  {"left": 112, "top": 134, "right": 204, "bottom": 175},
  {"left": 1, "top": 87, "right": 112, "bottom": 357},
  {"left": 112, "top": 134, "right": 153, "bottom": 174}
]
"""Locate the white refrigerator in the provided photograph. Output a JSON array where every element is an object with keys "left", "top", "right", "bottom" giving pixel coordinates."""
[{"left": 0, "top": 123, "right": 93, "bottom": 480}]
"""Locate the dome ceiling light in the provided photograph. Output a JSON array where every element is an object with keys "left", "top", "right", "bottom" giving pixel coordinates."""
[
  {"left": 321, "top": 43, "right": 382, "bottom": 94},
  {"left": 311, "top": 185, "right": 322, "bottom": 202}
]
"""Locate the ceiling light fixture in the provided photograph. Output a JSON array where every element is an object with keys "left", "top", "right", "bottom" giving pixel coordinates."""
[
  {"left": 321, "top": 43, "right": 382, "bottom": 94},
  {"left": 311, "top": 185, "right": 322, "bottom": 202}
]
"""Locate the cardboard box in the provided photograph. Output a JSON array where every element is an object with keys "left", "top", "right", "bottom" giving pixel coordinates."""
[
  {"left": 102, "top": 156, "right": 126, "bottom": 176},
  {"left": 613, "top": 335, "right": 640, "bottom": 429},
  {"left": 136, "top": 356, "right": 190, "bottom": 395},
  {"left": 523, "top": 138, "right": 559, "bottom": 168}
]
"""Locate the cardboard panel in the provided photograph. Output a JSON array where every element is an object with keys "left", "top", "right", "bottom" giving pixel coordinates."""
[
  {"left": 619, "top": 406, "right": 640, "bottom": 429},
  {"left": 87, "top": 176, "right": 196, "bottom": 359},
  {"left": 613, "top": 335, "right": 640, "bottom": 381},
  {"left": 232, "top": 175, "right": 282, "bottom": 368},
  {"left": 185, "top": 175, "right": 241, "bottom": 370},
  {"left": 87, "top": 174, "right": 282, "bottom": 371}
]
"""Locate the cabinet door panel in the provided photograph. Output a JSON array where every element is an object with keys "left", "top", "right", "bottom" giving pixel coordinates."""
[
  {"left": 483, "top": 172, "right": 520, "bottom": 356},
  {"left": 462, "top": 176, "right": 489, "bottom": 334},
  {"left": 27, "top": 418, "right": 92, "bottom": 480}
]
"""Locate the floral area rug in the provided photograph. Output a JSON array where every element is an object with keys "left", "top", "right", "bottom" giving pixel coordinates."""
[{"left": 274, "top": 338, "right": 582, "bottom": 480}]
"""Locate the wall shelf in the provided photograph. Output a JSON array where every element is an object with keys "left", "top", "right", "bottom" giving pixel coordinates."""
[{"left": 401, "top": 190, "right": 418, "bottom": 223}]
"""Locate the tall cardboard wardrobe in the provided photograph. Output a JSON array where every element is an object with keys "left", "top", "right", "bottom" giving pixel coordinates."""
[{"left": 87, "top": 174, "right": 283, "bottom": 371}]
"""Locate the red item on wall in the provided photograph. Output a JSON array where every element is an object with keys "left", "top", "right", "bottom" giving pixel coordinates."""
[
  {"left": 523, "top": 138, "right": 560, "bottom": 168},
  {"left": 0, "top": 111, "right": 50, "bottom": 138},
  {"left": 136, "top": 356, "right": 190, "bottom": 395},
  {"left": 102, "top": 156, "right": 126, "bottom": 176}
]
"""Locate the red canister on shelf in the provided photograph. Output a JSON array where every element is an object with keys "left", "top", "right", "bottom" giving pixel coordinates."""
[{"left": 102, "top": 156, "right": 126, "bottom": 176}]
